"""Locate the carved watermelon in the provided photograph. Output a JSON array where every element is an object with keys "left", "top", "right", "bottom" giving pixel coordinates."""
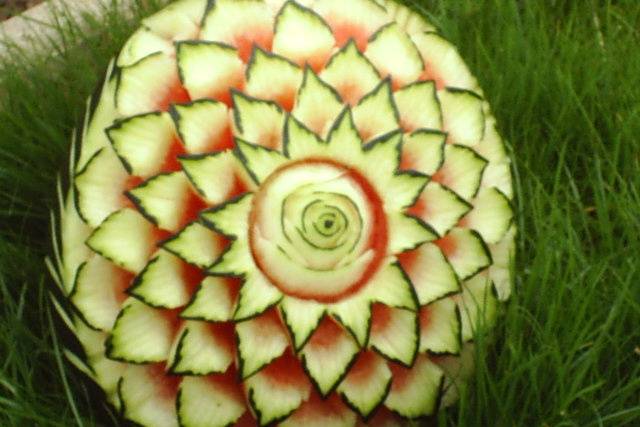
[{"left": 50, "top": 0, "right": 515, "bottom": 425}]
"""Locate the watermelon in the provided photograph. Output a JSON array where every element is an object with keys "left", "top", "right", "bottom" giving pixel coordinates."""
[{"left": 50, "top": 0, "right": 515, "bottom": 425}]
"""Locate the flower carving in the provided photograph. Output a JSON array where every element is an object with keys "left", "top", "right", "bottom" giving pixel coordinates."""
[{"left": 52, "top": 0, "right": 515, "bottom": 425}]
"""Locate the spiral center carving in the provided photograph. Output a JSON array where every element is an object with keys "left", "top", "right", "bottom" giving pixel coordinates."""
[{"left": 249, "top": 159, "right": 387, "bottom": 302}]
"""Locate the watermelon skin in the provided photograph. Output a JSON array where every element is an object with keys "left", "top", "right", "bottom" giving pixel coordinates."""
[{"left": 51, "top": 0, "right": 514, "bottom": 425}]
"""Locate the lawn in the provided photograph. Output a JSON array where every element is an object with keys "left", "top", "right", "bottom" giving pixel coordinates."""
[{"left": 0, "top": 0, "right": 638, "bottom": 425}]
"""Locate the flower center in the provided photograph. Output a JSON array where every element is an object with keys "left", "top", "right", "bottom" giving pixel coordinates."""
[{"left": 249, "top": 158, "right": 388, "bottom": 303}]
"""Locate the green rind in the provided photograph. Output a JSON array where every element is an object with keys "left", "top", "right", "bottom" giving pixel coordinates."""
[
  {"left": 369, "top": 306, "right": 419, "bottom": 367},
  {"left": 319, "top": 40, "right": 380, "bottom": 104},
  {"left": 127, "top": 250, "right": 191, "bottom": 309},
  {"left": 279, "top": 296, "right": 327, "bottom": 351},
  {"left": 244, "top": 47, "right": 303, "bottom": 109},
  {"left": 393, "top": 80, "right": 442, "bottom": 131},
  {"left": 105, "top": 111, "right": 176, "bottom": 178},
  {"left": 410, "top": 31, "right": 479, "bottom": 91},
  {"left": 300, "top": 319, "right": 360, "bottom": 397},
  {"left": 200, "top": 0, "right": 273, "bottom": 55},
  {"left": 463, "top": 187, "right": 514, "bottom": 245},
  {"left": 417, "top": 182, "right": 473, "bottom": 237},
  {"left": 126, "top": 172, "right": 191, "bottom": 232},
  {"left": 364, "top": 22, "right": 424, "bottom": 87},
  {"left": 175, "top": 40, "right": 244, "bottom": 100},
  {"left": 272, "top": 1, "right": 335, "bottom": 66},
  {"left": 366, "top": 261, "right": 419, "bottom": 311},
  {"left": 117, "top": 28, "right": 173, "bottom": 68},
  {"left": 177, "top": 375, "right": 246, "bottom": 427},
  {"left": 402, "top": 242, "right": 461, "bottom": 306},
  {"left": 458, "top": 275, "right": 499, "bottom": 342},
  {"left": 291, "top": 66, "right": 343, "bottom": 138},
  {"left": 244, "top": 368, "right": 309, "bottom": 427},
  {"left": 282, "top": 114, "right": 325, "bottom": 159},
  {"left": 180, "top": 276, "right": 238, "bottom": 322},
  {"left": 444, "top": 228, "right": 493, "bottom": 281},
  {"left": 161, "top": 221, "right": 225, "bottom": 269},
  {"left": 179, "top": 151, "right": 244, "bottom": 205},
  {"left": 115, "top": 51, "right": 179, "bottom": 116},
  {"left": 105, "top": 299, "right": 174, "bottom": 364},
  {"left": 401, "top": 129, "right": 446, "bottom": 176},
  {"left": 352, "top": 78, "right": 400, "bottom": 141},
  {"left": 141, "top": 0, "right": 204, "bottom": 39},
  {"left": 69, "top": 256, "right": 122, "bottom": 331},
  {"left": 200, "top": 193, "right": 253, "bottom": 239},
  {"left": 233, "top": 138, "right": 288, "bottom": 185},
  {"left": 440, "top": 144, "right": 489, "bottom": 200},
  {"left": 236, "top": 312, "right": 289, "bottom": 379},
  {"left": 337, "top": 352, "right": 392, "bottom": 419},
  {"left": 384, "top": 356, "right": 445, "bottom": 418},
  {"left": 168, "top": 322, "right": 233, "bottom": 375},
  {"left": 439, "top": 88, "right": 486, "bottom": 147},
  {"left": 419, "top": 298, "right": 462, "bottom": 355},
  {"left": 232, "top": 90, "right": 287, "bottom": 149},
  {"left": 385, "top": 170, "right": 430, "bottom": 211},
  {"left": 118, "top": 365, "right": 178, "bottom": 427},
  {"left": 85, "top": 208, "right": 154, "bottom": 273},
  {"left": 232, "top": 270, "right": 283, "bottom": 321},
  {"left": 387, "top": 212, "right": 438, "bottom": 254},
  {"left": 170, "top": 99, "right": 230, "bottom": 154},
  {"left": 73, "top": 147, "right": 128, "bottom": 228},
  {"left": 328, "top": 297, "right": 372, "bottom": 347}
]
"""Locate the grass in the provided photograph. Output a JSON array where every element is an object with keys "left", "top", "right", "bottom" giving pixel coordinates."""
[{"left": 0, "top": 0, "right": 639, "bottom": 425}]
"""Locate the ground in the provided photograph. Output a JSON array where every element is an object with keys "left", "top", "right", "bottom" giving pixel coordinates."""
[
  {"left": 0, "top": 0, "right": 639, "bottom": 426},
  {"left": 0, "top": 0, "right": 43, "bottom": 21}
]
